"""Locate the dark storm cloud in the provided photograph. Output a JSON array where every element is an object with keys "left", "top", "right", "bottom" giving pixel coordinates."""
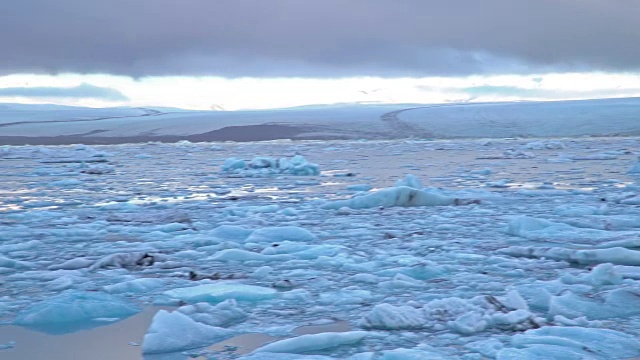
[
  {"left": 0, "top": 83, "right": 128, "bottom": 100},
  {"left": 1, "top": 0, "right": 639, "bottom": 77}
]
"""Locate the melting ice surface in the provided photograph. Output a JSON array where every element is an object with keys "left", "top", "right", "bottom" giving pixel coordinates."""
[{"left": 1, "top": 137, "right": 640, "bottom": 359}]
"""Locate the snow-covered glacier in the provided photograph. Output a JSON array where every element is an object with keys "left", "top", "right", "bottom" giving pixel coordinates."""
[{"left": 1, "top": 97, "right": 639, "bottom": 144}]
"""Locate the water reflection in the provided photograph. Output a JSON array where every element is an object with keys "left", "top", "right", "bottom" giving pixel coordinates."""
[{"left": 0, "top": 307, "right": 169, "bottom": 360}]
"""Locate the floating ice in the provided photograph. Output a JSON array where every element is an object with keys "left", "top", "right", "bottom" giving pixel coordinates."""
[
  {"left": 0, "top": 341, "right": 15, "bottom": 350},
  {"left": 106, "top": 210, "right": 191, "bottom": 224},
  {"left": 221, "top": 155, "right": 320, "bottom": 176},
  {"left": 549, "top": 287, "right": 640, "bottom": 320},
  {"left": 394, "top": 174, "right": 424, "bottom": 189},
  {"left": 505, "top": 216, "right": 627, "bottom": 243},
  {"left": 14, "top": 291, "right": 140, "bottom": 334},
  {"left": 240, "top": 353, "right": 336, "bottom": 360},
  {"left": 523, "top": 140, "right": 565, "bottom": 150},
  {"left": 0, "top": 256, "right": 33, "bottom": 269},
  {"left": 245, "top": 226, "right": 316, "bottom": 243},
  {"left": 251, "top": 331, "right": 368, "bottom": 354},
  {"left": 346, "top": 184, "right": 373, "bottom": 192},
  {"left": 103, "top": 278, "right": 166, "bottom": 294},
  {"left": 361, "top": 303, "right": 425, "bottom": 330},
  {"left": 361, "top": 293, "right": 538, "bottom": 335},
  {"left": 79, "top": 163, "right": 115, "bottom": 174},
  {"left": 48, "top": 257, "right": 94, "bottom": 270},
  {"left": 49, "top": 179, "right": 83, "bottom": 187},
  {"left": 177, "top": 299, "right": 248, "bottom": 327},
  {"left": 500, "top": 246, "right": 640, "bottom": 266},
  {"left": 89, "top": 252, "right": 157, "bottom": 270},
  {"left": 164, "top": 283, "right": 278, "bottom": 303},
  {"left": 210, "top": 248, "right": 293, "bottom": 262},
  {"left": 210, "top": 225, "right": 253, "bottom": 241},
  {"left": 142, "top": 310, "right": 234, "bottom": 354},
  {"left": 498, "top": 326, "right": 640, "bottom": 359},
  {"left": 629, "top": 157, "right": 640, "bottom": 174},
  {"left": 553, "top": 204, "right": 606, "bottom": 217},
  {"left": 323, "top": 186, "right": 455, "bottom": 210}
]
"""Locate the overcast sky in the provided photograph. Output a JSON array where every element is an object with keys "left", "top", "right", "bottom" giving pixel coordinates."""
[
  {"left": 3, "top": 0, "right": 639, "bottom": 77},
  {"left": 1, "top": 1, "right": 639, "bottom": 109}
]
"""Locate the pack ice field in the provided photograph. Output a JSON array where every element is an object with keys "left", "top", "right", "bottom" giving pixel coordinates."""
[{"left": 1, "top": 137, "right": 640, "bottom": 359}]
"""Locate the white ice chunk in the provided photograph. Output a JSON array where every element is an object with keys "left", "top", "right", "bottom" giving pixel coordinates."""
[
  {"left": 177, "top": 299, "right": 248, "bottom": 327},
  {"left": 222, "top": 158, "right": 246, "bottom": 171},
  {"left": 361, "top": 303, "right": 425, "bottom": 330},
  {"left": 500, "top": 326, "right": 640, "bottom": 359},
  {"left": 210, "top": 225, "right": 253, "bottom": 241},
  {"left": 164, "top": 283, "right": 277, "bottom": 303},
  {"left": 500, "top": 246, "right": 640, "bottom": 266},
  {"left": 245, "top": 226, "right": 316, "bottom": 243},
  {"left": 523, "top": 140, "right": 565, "bottom": 150},
  {"left": 210, "top": 249, "right": 293, "bottom": 262},
  {"left": 221, "top": 155, "right": 320, "bottom": 176},
  {"left": 505, "top": 216, "right": 616, "bottom": 242},
  {"left": 628, "top": 157, "right": 640, "bottom": 174},
  {"left": 89, "top": 252, "right": 156, "bottom": 270},
  {"left": 142, "top": 310, "right": 234, "bottom": 354},
  {"left": 394, "top": 174, "right": 424, "bottom": 189},
  {"left": 448, "top": 312, "right": 487, "bottom": 334},
  {"left": 104, "top": 278, "right": 166, "bottom": 294},
  {"left": 48, "top": 257, "right": 94, "bottom": 270},
  {"left": 549, "top": 287, "right": 640, "bottom": 320},
  {"left": 0, "top": 256, "right": 33, "bottom": 269},
  {"left": 323, "top": 186, "right": 455, "bottom": 210},
  {"left": 252, "top": 331, "right": 368, "bottom": 354}
]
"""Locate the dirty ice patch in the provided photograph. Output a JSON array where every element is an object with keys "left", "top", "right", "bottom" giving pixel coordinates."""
[
  {"left": 77, "top": 163, "right": 115, "bottom": 174},
  {"left": 164, "top": 283, "right": 278, "bottom": 304},
  {"left": 13, "top": 291, "right": 140, "bottom": 334},
  {"left": 221, "top": 155, "right": 320, "bottom": 176}
]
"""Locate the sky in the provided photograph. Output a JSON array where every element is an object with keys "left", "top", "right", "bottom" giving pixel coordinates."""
[{"left": 1, "top": 0, "right": 639, "bottom": 110}]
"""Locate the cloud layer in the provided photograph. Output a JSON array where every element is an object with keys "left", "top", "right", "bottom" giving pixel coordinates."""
[
  {"left": 3, "top": 0, "right": 639, "bottom": 77},
  {"left": 0, "top": 83, "right": 128, "bottom": 101}
]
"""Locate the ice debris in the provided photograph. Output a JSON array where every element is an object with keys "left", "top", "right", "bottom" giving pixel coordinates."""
[
  {"left": 323, "top": 186, "right": 456, "bottom": 210},
  {"left": 499, "top": 246, "right": 640, "bottom": 266},
  {"left": 14, "top": 291, "right": 140, "bottom": 332},
  {"left": 222, "top": 155, "right": 320, "bottom": 176},
  {"left": 142, "top": 310, "right": 234, "bottom": 354},
  {"left": 177, "top": 299, "right": 248, "bottom": 327},
  {"left": 251, "top": 331, "right": 368, "bottom": 354},
  {"left": 0, "top": 341, "right": 16, "bottom": 350},
  {"left": 164, "top": 283, "right": 277, "bottom": 303},
  {"left": 497, "top": 326, "right": 640, "bottom": 359},
  {"left": 628, "top": 156, "right": 640, "bottom": 173},
  {"left": 361, "top": 291, "right": 538, "bottom": 335}
]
